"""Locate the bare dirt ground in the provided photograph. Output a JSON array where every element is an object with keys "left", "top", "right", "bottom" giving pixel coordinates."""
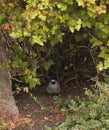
[{"left": 15, "top": 84, "right": 85, "bottom": 130}]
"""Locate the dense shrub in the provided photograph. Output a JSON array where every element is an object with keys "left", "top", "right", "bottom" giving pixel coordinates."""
[{"left": 0, "top": 0, "right": 109, "bottom": 88}]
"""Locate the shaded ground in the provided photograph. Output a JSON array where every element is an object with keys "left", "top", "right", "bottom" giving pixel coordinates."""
[{"left": 15, "top": 84, "right": 85, "bottom": 130}]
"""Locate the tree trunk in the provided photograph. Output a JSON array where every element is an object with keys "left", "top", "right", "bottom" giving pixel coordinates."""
[{"left": 0, "top": 48, "right": 19, "bottom": 115}]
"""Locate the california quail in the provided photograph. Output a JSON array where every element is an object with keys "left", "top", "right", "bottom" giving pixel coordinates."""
[{"left": 46, "top": 79, "right": 61, "bottom": 94}]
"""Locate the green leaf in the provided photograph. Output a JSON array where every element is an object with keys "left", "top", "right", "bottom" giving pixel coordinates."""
[
  {"left": 104, "top": 59, "right": 109, "bottom": 69},
  {"left": 75, "top": 24, "right": 81, "bottom": 31},
  {"left": 12, "top": 61, "right": 19, "bottom": 68},
  {"left": 43, "top": 25, "right": 49, "bottom": 32},
  {"left": 29, "top": 78, "right": 40, "bottom": 89},
  {"left": 32, "top": 36, "right": 44, "bottom": 46},
  {"left": 50, "top": 36, "right": 58, "bottom": 46},
  {"left": 64, "top": 66, "right": 69, "bottom": 70},
  {"left": 107, "top": 40, "right": 109, "bottom": 47},
  {"left": 21, "top": 61, "right": 27, "bottom": 68},
  {"left": 76, "top": 0, "right": 85, "bottom": 6},
  {"left": 102, "top": 26, "right": 109, "bottom": 34},
  {"left": 76, "top": 19, "right": 82, "bottom": 25},
  {"left": 25, "top": 75, "right": 32, "bottom": 83},
  {"left": 69, "top": 26, "right": 74, "bottom": 33},
  {"left": 90, "top": 37, "right": 103, "bottom": 47},
  {"left": 44, "top": 125, "right": 52, "bottom": 130},
  {"left": 51, "top": 25, "right": 59, "bottom": 35},
  {"left": 97, "top": 62, "right": 103, "bottom": 71},
  {"left": 68, "top": 20, "right": 76, "bottom": 32},
  {"left": 39, "top": 14, "right": 46, "bottom": 21},
  {"left": 0, "top": 14, "right": 3, "bottom": 24},
  {"left": 74, "top": 34, "right": 83, "bottom": 42},
  {"left": 75, "top": 19, "right": 82, "bottom": 31},
  {"left": 61, "top": 5, "right": 67, "bottom": 11},
  {"left": 44, "top": 60, "right": 55, "bottom": 70},
  {"left": 57, "top": 4, "right": 62, "bottom": 8},
  {"left": 82, "top": 21, "right": 92, "bottom": 28},
  {"left": 23, "top": 29, "right": 30, "bottom": 37},
  {"left": 10, "top": 30, "right": 23, "bottom": 38}
]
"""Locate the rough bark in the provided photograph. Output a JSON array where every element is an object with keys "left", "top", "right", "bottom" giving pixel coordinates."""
[
  {"left": 0, "top": 34, "right": 19, "bottom": 115},
  {"left": 0, "top": 68, "right": 19, "bottom": 115}
]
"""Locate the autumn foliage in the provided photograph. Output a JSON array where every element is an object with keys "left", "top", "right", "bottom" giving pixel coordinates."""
[{"left": 0, "top": 0, "right": 109, "bottom": 88}]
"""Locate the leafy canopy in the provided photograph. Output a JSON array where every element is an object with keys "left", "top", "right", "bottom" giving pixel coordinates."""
[{"left": 0, "top": 0, "right": 109, "bottom": 88}]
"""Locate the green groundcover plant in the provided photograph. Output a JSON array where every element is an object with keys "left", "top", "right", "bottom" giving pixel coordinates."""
[{"left": 45, "top": 82, "right": 109, "bottom": 130}]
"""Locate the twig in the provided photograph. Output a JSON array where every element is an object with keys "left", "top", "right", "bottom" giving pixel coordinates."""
[
  {"left": 64, "top": 76, "right": 77, "bottom": 84},
  {"left": 11, "top": 77, "right": 24, "bottom": 83}
]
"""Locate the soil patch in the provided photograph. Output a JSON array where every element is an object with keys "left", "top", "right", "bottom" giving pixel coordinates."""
[{"left": 15, "top": 84, "right": 85, "bottom": 130}]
